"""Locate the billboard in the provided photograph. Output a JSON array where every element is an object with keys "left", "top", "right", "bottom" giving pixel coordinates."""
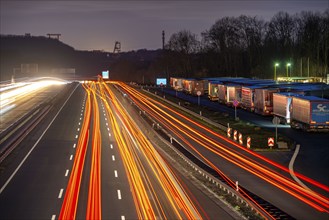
[
  {"left": 102, "top": 70, "right": 109, "bottom": 79},
  {"left": 156, "top": 78, "right": 167, "bottom": 86}
]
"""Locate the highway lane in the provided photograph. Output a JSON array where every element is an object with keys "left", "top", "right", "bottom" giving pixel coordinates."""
[
  {"left": 0, "top": 85, "right": 65, "bottom": 132},
  {"left": 59, "top": 82, "right": 138, "bottom": 220},
  {"left": 109, "top": 82, "right": 243, "bottom": 220},
  {"left": 118, "top": 83, "right": 329, "bottom": 220},
  {"left": 103, "top": 82, "right": 206, "bottom": 219},
  {"left": 94, "top": 83, "right": 138, "bottom": 219},
  {"left": 0, "top": 83, "right": 83, "bottom": 219},
  {"left": 98, "top": 99, "right": 137, "bottom": 220}
]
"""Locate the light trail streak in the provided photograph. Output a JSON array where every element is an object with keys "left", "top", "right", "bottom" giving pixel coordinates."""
[
  {"left": 101, "top": 81, "right": 204, "bottom": 219},
  {"left": 126, "top": 83, "right": 329, "bottom": 193},
  {"left": 99, "top": 82, "right": 157, "bottom": 219},
  {"left": 0, "top": 80, "right": 65, "bottom": 109},
  {"left": 86, "top": 83, "right": 102, "bottom": 220},
  {"left": 59, "top": 87, "right": 91, "bottom": 220},
  {"left": 117, "top": 82, "right": 329, "bottom": 214}
]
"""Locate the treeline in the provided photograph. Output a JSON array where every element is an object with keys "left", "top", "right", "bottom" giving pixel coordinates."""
[
  {"left": 163, "top": 10, "right": 329, "bottom": 80},
  {"left": 1, "top": 10, "right": 328, "bottom": 83}
]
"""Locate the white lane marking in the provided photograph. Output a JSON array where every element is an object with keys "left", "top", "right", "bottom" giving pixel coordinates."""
[
  {"left": 75, "top": 135, "right": 78, "bottom": 139},
  {"left": 117, "top": 190, "right": 121, "bottom": 200},
  {"left": 51, "top": 215, "right": 56, "bottom": 220},
  {"left": 80, "top": 113, "right": 83, "bottom": 116},
  {"left": 114, "top": 170, "right": 118, "bottom": 178},
  {"left": 73, "top": 143, "right": 76, "bottom": 148},
  {"left": 112, "top": 155, "right": 115, "bottom": 161},
  {"left": 289, "top": 144, "right": 311, "bottom": 190},
  {"left": 105, "top": 118, "right": 107, "bottom": 121},
  {"left": 70, "top": 155, "right": 73, "bottom": 160},
  {"left": 81, "top": 110, "right": 83, "bottom": 112},
  {"left": 109, "top": 133, "right": 111, "bottom": 137},
  {"left": 104, "top": 114, "right": 106, "bottom": 116},
  {"left": 121, "top": 216, "right": 125, "bottom": 220},
  {"left": 110, "top": 144, "right": 113, "bottom": 149},
  {"left": 107, "top": 127, "right": 110, "bottom": 131},
  {"left": 79, "top": 117, "right": 82, "bottom": 120},
  {"left": 77, "top": 128, "right": 80, "bottom": 131},
  {"left": 65, "top": 169, "right": 69, "bottom": 177},
  {"left": 106, "top": 123, "right": 108, "bottom": 126},
  {"left": 58, "top": 189, "right": 64, "bottom": 198},
  {"left": 0, "top": 84, "right": 79, "bottom": 194},
  {"left": 78, "top": 122, "right": 81, "bottom": 126}
]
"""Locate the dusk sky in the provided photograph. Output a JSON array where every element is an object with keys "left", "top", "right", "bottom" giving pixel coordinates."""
[{"left": 1, "top": 1, "right": 328, "bottom": 52}]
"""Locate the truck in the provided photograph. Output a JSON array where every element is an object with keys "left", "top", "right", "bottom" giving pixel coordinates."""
[
  {"left": 241, "top": 85, "right": 270, "bottom": 111},
  {"left": 208, "top": 81, "right": 221, "bottom": 101},
  {"left": 290, "top": 96, "right": 329, "bottom": 131},
  {"left": 172, "top": 77, "right": 183, "bottom": 91},
  {"left": 217, "top": 83, "right": 242, "bottom": 106},
  {"left": 273, "top": 92, "right": 302, "bottom": 124},
  {"left": 182, "top": 78, "right": 205, "bottom": 96},
  {"left": 226, "top": 84, "right": 242, "bottom": 106},
  {"left": 254, "top": 87, "right": 280, "bottom": 115},
  {"left": 217, "top": 84, "right": 226, "bottom": 104}
]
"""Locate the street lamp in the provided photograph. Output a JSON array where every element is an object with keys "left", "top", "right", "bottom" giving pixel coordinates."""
[
  {"left": 274, "top": 63, "right": 279, "bottom": 81},
  {"left": 286, "top": 63, "right": 291, "bottom": 78}
]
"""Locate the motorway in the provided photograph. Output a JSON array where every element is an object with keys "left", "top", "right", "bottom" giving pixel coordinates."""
[
  {"left": 116, "top": 83, "right": 329, "bottom": 220},
  {"left": 0, "top": 80, "right": 237, "bottom": 220}
]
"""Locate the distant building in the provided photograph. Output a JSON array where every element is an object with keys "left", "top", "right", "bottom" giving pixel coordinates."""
[{"left": 277, "top": 76, "right": 327, "bottom": 84}]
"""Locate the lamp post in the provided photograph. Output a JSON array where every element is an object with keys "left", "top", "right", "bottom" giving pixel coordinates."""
[
  {"left": 274, "top": 63, "right": 279, "bottom": 81},
  {"left": 286, "top": 63, "right": 291, "bottom": 78}
]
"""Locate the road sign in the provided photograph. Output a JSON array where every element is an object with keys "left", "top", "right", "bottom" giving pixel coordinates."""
[
  {"left": 247, "top": 136, "right": 251, "bottom": 148},
  {"left": 233, "top": 130, "right": 237, "bottom": 141},
  {"left": 233, "top": 100, "right": 239, "bottom": 107},
  {"left": 268, "top": 137, "right": 274, "bottom": 147},
  {"left": 196, "top": 91, "right": 202, "bottom": 96},
  {"left": 227, "top": 127, "right": 232, "bottom": 138},
  {"left": 239, "top": 133, "right": 243, "bottom": 145},
  {"left": 272, "top": 117, "right": 280, "bottom": 125}
]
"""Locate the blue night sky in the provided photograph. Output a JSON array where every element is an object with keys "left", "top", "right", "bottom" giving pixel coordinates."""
[{"left": 1, "top": 1, "right": 328, "bottom": 51}]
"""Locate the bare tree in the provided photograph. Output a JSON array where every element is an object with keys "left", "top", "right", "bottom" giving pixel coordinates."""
[
  {"left": 265, "top": 12, "right": 296, "bottom": 63},
  {"left": 202, "top": 16, "right": 244, "bottom": 75},
  {"left": 238, "top": 15, "right": 265, "bottom": 75},
  {"left": 167, "top": 30, "right": 200, "bottom": 77}
]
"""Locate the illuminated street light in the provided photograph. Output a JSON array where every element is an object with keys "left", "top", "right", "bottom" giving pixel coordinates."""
[
  {"left": 274, "top": 63, "right": 279, "bottom": 81},
  {"left": 286, "top": 63, "right": 291, "bottom": 77}
]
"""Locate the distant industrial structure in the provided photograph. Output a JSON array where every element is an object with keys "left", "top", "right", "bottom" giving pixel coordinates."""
[
  {"left": 162, "top": 30, "right": 165, "bottom": 50},
  {"left": 47, "top": 33, "right": 61, "bottom": 40},
  {"left": 113, "top": 41, "right": 121, "bottom": 53}
]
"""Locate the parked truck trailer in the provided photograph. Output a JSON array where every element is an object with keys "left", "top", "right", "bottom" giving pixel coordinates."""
[
  {"left": 208, "top": 81, "right": 221, "bottom": 101},
  {"left": 254, "top": 87, "right": 280, "bottom": 115},
  {"left": 183, "top": 79, "right": 205, "bottom": 96},
  {"left": 290, "top": 96, "right": 329, "bottom": 131},
  {"left": 273, "top": 92, "right": 302, "bottom": 124}
]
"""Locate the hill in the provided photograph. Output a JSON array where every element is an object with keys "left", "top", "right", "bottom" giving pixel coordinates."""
[{"left": 0, "top": 34, "right": 163, "bottom": 82}]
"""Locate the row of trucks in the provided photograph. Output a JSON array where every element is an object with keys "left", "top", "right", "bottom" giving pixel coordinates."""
[
  {"left": 273, "top": 93, "right": 329, "bottom": 130},
  {"left": 170, "top": 77, "right": 329, "bottom": 131}
]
